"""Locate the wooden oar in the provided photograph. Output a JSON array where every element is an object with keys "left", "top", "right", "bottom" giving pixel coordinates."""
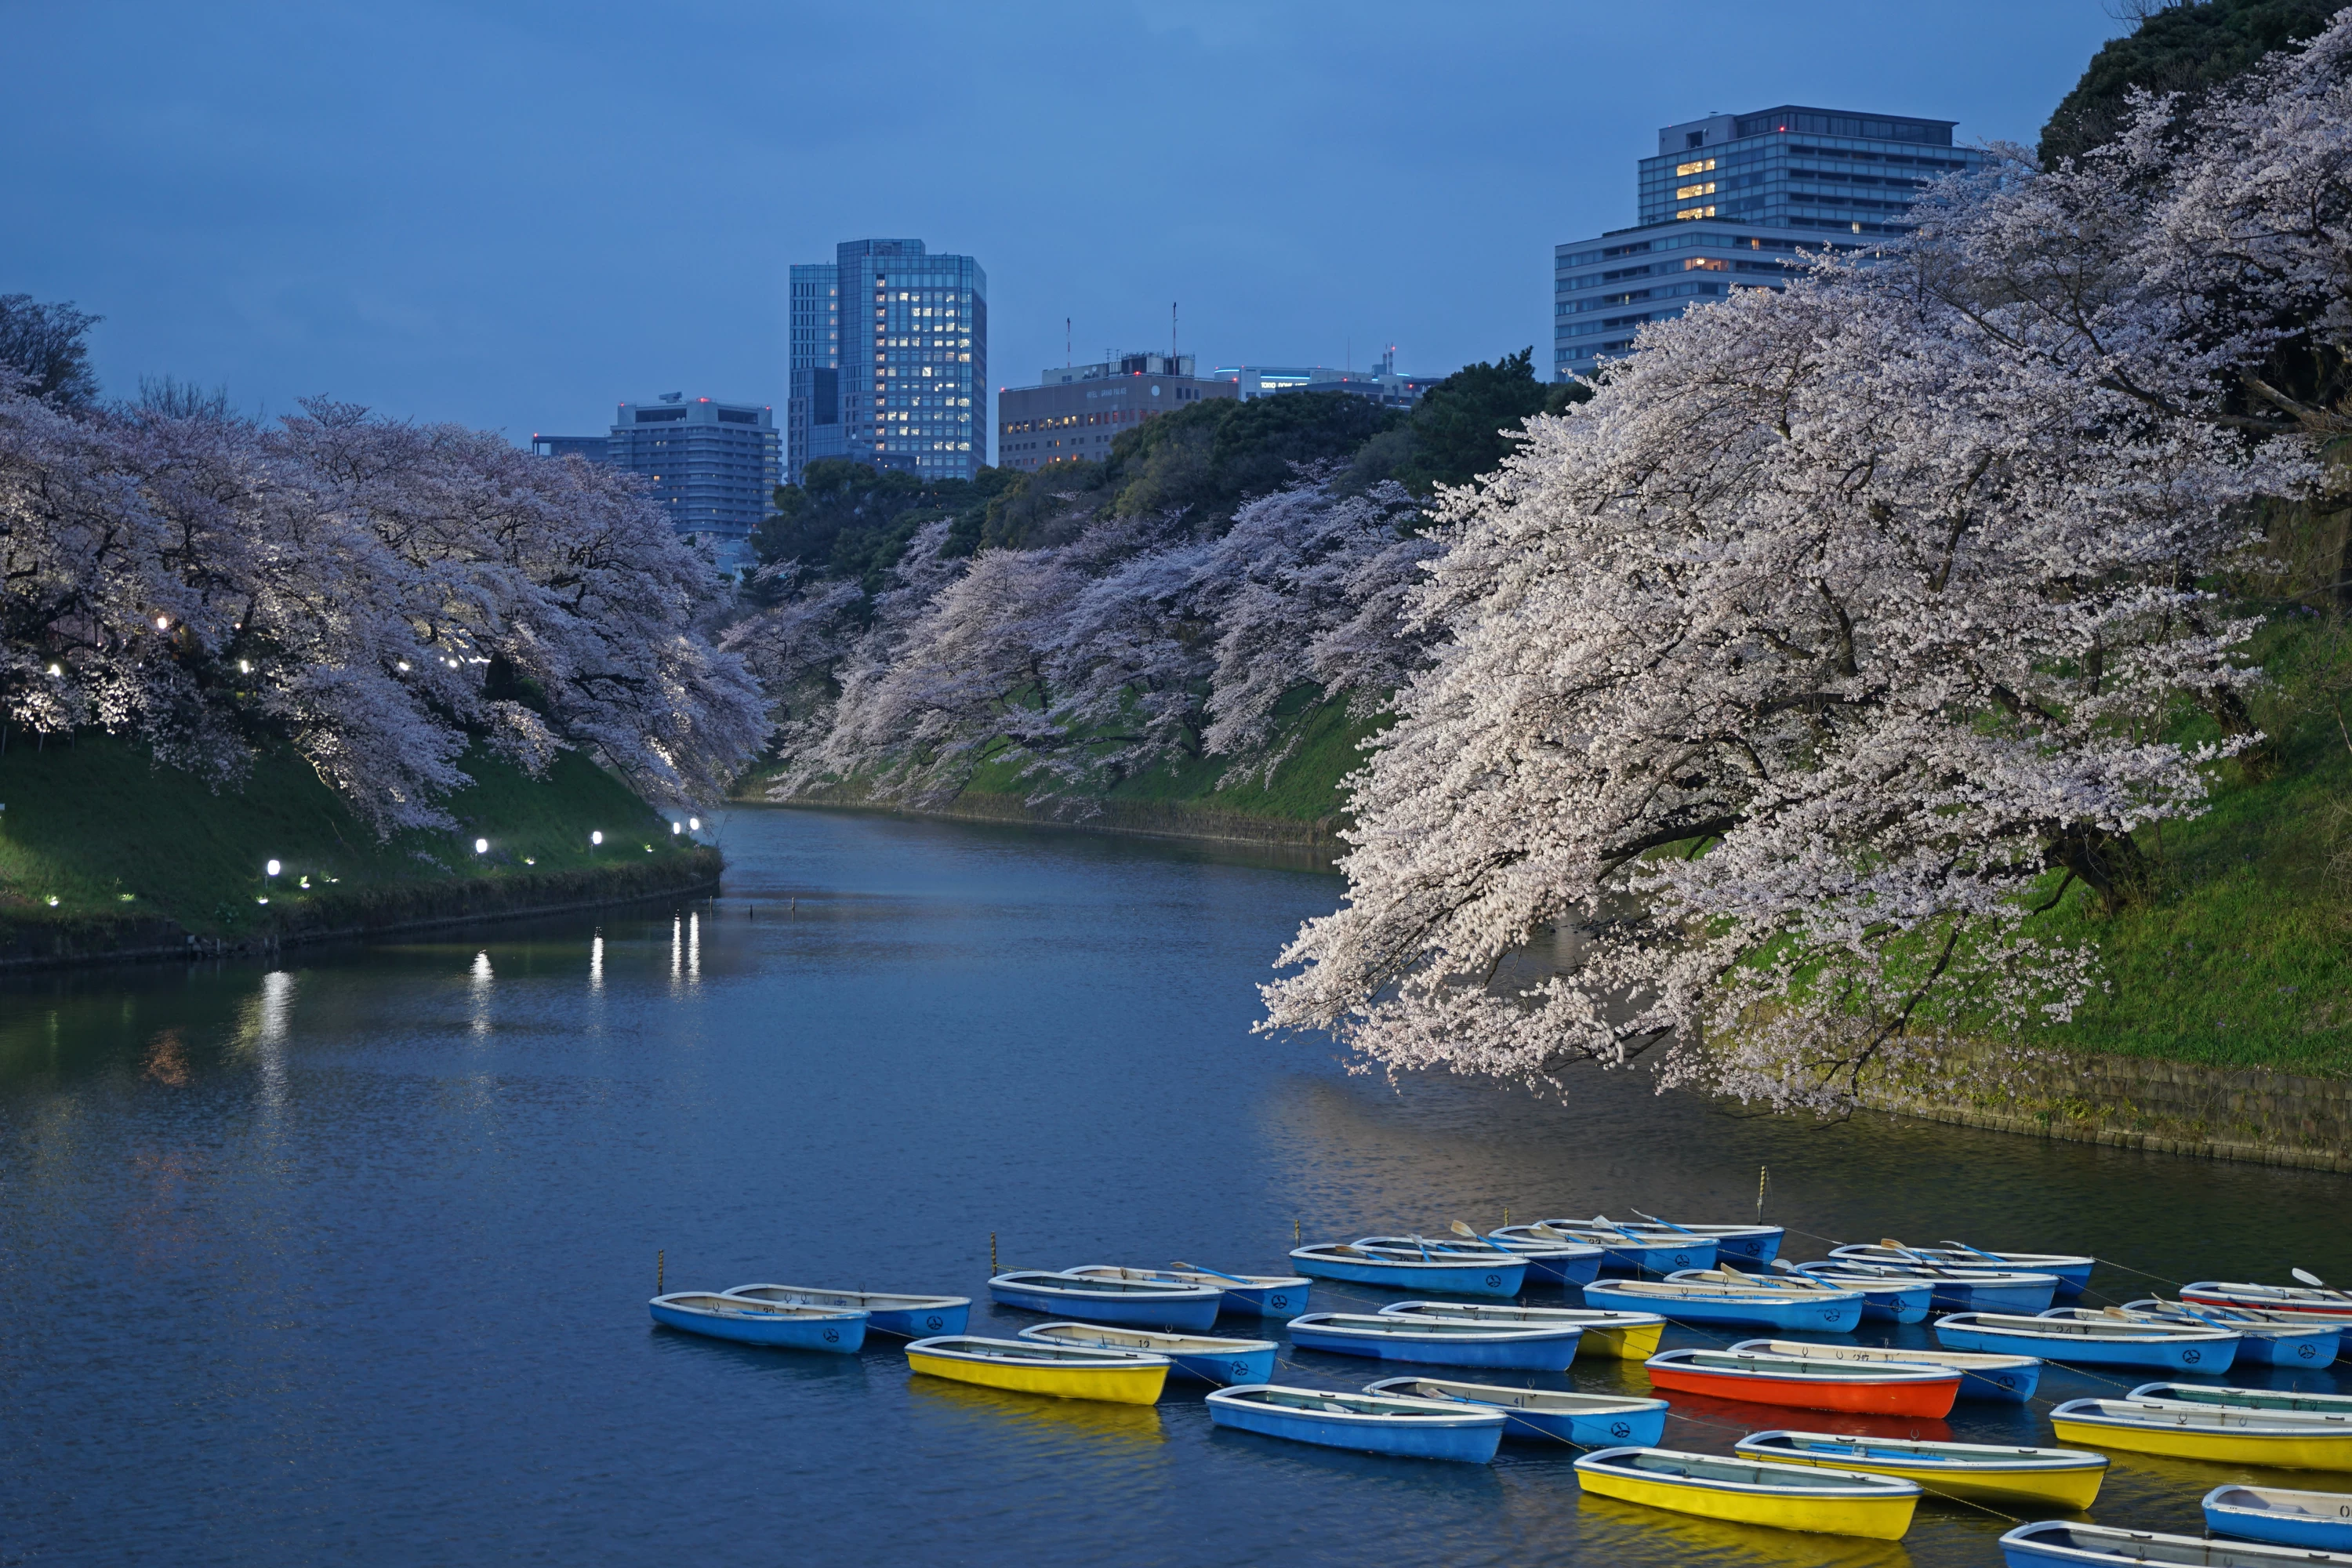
[
  {"left": 2292, "top": 1268, "right": 2352, "bottom": 1301},
  {"left": 1449, "top": 1221, "right": 1514, "bottom": 1253},
  {"left": 1630, "top": 1209, "right": 1702, "bottom": 1237},
  {"left": 1878, "top": 1238, "right": 1965, "bottom": 1278},
  {"left": 1171, "top": 1261, "right": 1255, "bottom": 1285},
  {"left": 1767, "top": 1259, "right": 1836, "bottom": 1292}
]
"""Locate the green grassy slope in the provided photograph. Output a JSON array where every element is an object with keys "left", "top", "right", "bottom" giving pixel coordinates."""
[{"left": 0, "top": 735, "right": 710, "bottom": 943}]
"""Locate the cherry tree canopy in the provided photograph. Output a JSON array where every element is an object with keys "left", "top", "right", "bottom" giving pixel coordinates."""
[{"left": 1261, "top": 29, "right": 2352, "bottom": 1111}]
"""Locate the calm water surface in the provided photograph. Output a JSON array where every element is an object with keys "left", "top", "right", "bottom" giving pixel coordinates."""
[{"left": 2, "top": 808, "right": 2347, "bottom": 1566}]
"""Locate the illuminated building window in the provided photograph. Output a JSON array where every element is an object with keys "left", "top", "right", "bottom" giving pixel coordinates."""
[
  {"left": 1675, "top": 158, "right": 1716, "bottom": 176},
  {"left": 1675, "top": 205, "right": 1716, "bottom": 220},
  {"left": 1676, "top": 181, "right": 1715, "bottom": 200}
]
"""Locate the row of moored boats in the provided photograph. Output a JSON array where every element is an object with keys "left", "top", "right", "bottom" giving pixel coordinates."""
[{"left": 646, "top": 1215, "right": 2352, "bottom": 1559}]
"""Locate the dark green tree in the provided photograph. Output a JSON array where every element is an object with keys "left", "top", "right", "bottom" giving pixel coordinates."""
[
  {"left": 1388, "top": 348, "right": 1589, "bottom": 492},
  {"left": 2040, "top": 0, "right": 2339, "bottom": 165}
]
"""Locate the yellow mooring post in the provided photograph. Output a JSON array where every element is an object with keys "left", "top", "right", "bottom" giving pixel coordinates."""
[
  {"left": 657, "top": 1249, "right": 665, "bottom": 1294},
  {"left": 1756, "top": 1164, "right": 1769, "bottom": 1220},
  {"left": 1503, "top": 1207, "right": 1510, "bottom": 1227},
  {"left": 990, "top": 1231, "right": 998, "bottom": 1274},
  {"left": 1294, "top": 1217, "right": 1300, "bottom": 1243}
]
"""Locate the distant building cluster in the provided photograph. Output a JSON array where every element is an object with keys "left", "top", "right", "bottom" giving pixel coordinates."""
[{"left": 534, "top": 99, "right": 1980, "bottom": 567}]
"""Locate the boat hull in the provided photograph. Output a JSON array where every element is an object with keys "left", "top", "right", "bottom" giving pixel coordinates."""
[
  {"left": 1584, "top": 1281, "right": 1860, "bottom": 1333},
  {"left": 988, "top": 1279, "right": 1220, "bottom": 1333},
  {"left": 648, "top": 1298, "right": 866, "bottom": 1352},
  {"left": 1578, "top": 1319, "right": 1667, "bottom": 1361},
  {"left": 1288, "top": 1250, "right": 1525, "bottom": 1298},
  {"left": 1361, "top": 1381, "right": 1668, "bottom": 1447},
  {"left": 1728, "top": 1339, "right": 2042, "bottom": 1403},
  {"left": 2049, "top": 1410, "right": 2352, "bottom": 1472},
  {"left": 1646, "top": 1361, "right": 1958, "bottom": 1418},
  {"left": 1573, "top": 1450, "right": 1918, "bottom": 1540},
  {"left": 1739, "top": 1441, "right": 2103, "bottom": 1510},
  {"left": 2234, "top": 1327, "right": 2343, "bottom": 1367},
  {"left": 1214, "top": 1281, "right": 1311, "bottom": 1317},
  {"left": 2205, "top": 1486, "right": 2352, "bottom": 1552},
  {"left": 1511, "top": 1248, "right": 1605, "bottom": 1287},
  {"left": 2001, "top": 1519, "right": 2352, "bottom": 1566},
  {"left": 905, "top": 1343, "right": 1167, "bottom": 1405},
  {"left": 1288, "top": 1320, "right": 1581, "bottom": 1372},
  {"left": 1207, "top": 1389, "right": 1501, "bottom": 1462},
  {"left": 1935, "top": 1317, "right": 2236, "bottom": 1372}
]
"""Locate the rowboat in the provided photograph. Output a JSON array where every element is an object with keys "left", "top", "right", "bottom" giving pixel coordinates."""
[
  {"left": 1799, "top": 1258, "right": 2060, "bottom": 1312},
  {"left": 1583, "top": 1277, "right": 1863, "bottom": 1332},
  {"left": 1535, "top": 1219, "right": 1719, "bottom": 1275},
  {"left": 1935, "top": 1311, "right": 2239, "bottom": 1371},
  {"left": 1288, "top": 1242, "right": 1525, "bottom": 1298},
  {"left": 2130, "top": 1382, "right": 2352, "bottom": 1418},
  {"left": 987, "top": 1270, "right": 1221, "bottom": 1332},
  {"left": 1830, "top": 1242, "right": 2093, "bottom": 1299},
  {"left": 1777, "top": 1265, "right": 1936, "bottom": 1322},
  {"left": 1999, "top": 1519, "right": 2352, "bottom": 1565},
  {"left": 1017, "top": 1322, "right": 1278, "bottom": 1385},
  {"left": 2048, "top": 1397, "right": 2352, "bottom": 1470},
  {"left": 2205, "top": 1483, "right": 2352, "bottom": 1552},
  {"left": 1535, "top": 1216, "right": 1784, "bottom": 1265},
  {"left": 1361, "top": 1376, "right": 1669, "bottom": 1446},
  {"left": 1377, "top": 1301, "right": 1666, "bottom": 1360},
  {"left": 1669, "top": 1264, "right": 1926, "bottom": 1321},
  {"left": 1734, "top": 1429, "right": 2107, "bottom": 1509},
  {"left": 1286, "top": 1311, "right": 1581, "bottom": 1371},
  {"left": 1062, "top": 1265, "right": 1311, "bottom": 1319},
  {"left": 1358, "top": 1233, "right": 1599, "bottom": 1288},
  {"left": 1445, "top": 1229, "right": 1606, "bottom": 1286},
  {"left": 2183, "top": 1281, "right": 2352, "bottom": 1322},
  {"left": 1729, "top": 1338, "right": 2043, "bottom": 1402},
  {"left": 1573, "top": 1446, "right": 1921, "bottom": 1540},
  {"left": 1643, "top": 1347, "right": 1959, "bottom": 1417},
  {"left": 1204, "top": 1383, "right": 1503, "bottom": 1462},
  {"left": 648, "top": 1291, "right": 866, "bottom": 1352},
  {"left": 2125, "top": 1299, "right": 2343, "bottom": 1367},
  {"left": 903, "top": 1334, "right": 1170, "bottom": 1404},
  {"left": 721, "top": 1283, "right": 968, "bottom": 1339}
]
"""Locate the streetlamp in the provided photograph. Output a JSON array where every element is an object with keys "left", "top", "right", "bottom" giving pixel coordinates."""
[
  {"left": 474, "top": 838, "right": 488, "bottom": 855},
  {"left": 590, "top": 831, "right": 603, "bottom": 847},
  {"left": 266, "top": 858, "right": 281, "bottom": 877}
]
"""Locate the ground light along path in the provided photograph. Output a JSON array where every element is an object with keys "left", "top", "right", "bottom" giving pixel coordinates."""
[{"left": 0, "top": 806, "right": 2344, "bottom": 1566}]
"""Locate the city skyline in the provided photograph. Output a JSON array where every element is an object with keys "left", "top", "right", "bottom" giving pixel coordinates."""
[{"left": 4, "top": 4, "right": 2120, "bottom": 441}]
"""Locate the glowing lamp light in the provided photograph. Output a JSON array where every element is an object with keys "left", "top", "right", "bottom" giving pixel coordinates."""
[
  {"left": 590, "top": 831, "right": 603, "bottom": 846},
  {"left": 474, "top": 838, "right": 488, "bottom": 855},
  {"left": 670, "top": 821, "right": 682, "bottom": 835},
  {"left": 688, "top": 817, "right": 700, "bottom": 831},
  {"left": 396, "top": 660, "right": 411, "bottom": 672},
  {"left": 265, "top": 858, "right": 281, "bottom": 877},
  {"left": 45, "top": 895, "right": 59, "bottom": 907},
  {"left": 45, "top": 663, "right": 60, "bottom": 677},
  {"left": 154, "top": 615, "right": 170, "bottom": 630},
  {"left": 238, "top": 659, "right": 251, "bottom": 673}
]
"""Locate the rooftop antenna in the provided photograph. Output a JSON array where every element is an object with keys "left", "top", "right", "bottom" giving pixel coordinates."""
[
  {"left": 1171, "top": 300, "right": 1178, "bottom": 365},
  {"left": 1065, "top": 317, "right": 1071, "bottom": 368}
]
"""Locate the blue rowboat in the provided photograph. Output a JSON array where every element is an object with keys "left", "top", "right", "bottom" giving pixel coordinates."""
[
  {"left": 648, "top": 1291, "right": 866, "bottom": 1352},
  {"left": 2130, "top": 1382, "right": 2352, "bottom": 1417},
  {"left": 1537, "top": 1219, "right": 1718, "bottom": 1276},
  {"left": 1017, "top": 1321, "right": 1277, "bottom": 1385},
  {"left": 2205, "top": 1484, "right": 2352, "bottom": 1552},
  {"left": 1934, "top": 1311, "right": 2238, "bottom": 1371},
  {"left": 1363, "top": 1375, "right": 1668, "bottom": 1446},
  {"left": 721, "top": 1283, "right": 968, "bottom": 1339},
  {"left": 1410, "top": 1230, "right": 1605, "bottom": 1287},
  {"left": 1289, "top": 1243, "right": 1526, "bottom": 1298},
  {"left": 1774, "top": 1267, "right": 1934, "bottom": 1323},
  {"left": 1205, "top": 1383, "right": 1502, "bottom": 1462},
  {"left": 1582, "top": 1277, "right": 1863, "bottom": 1333},
  {"left": 1730, "top": 1338, "right": 2043, "bottom": 1403},
  {"left": 1831, "top": 1243, "right": 2093, "bottom": 1301},
  {"left": 1799, "top": 1259, "right": 2058, "bottom": 1312},
  {"left": 2122, "top": 1299, "right": 2341, "bottom": 1368},
  {"left": 1604, "top": 1218, "right": 1786, "bottom": 1265},
  {"left": 1064, "top": 1265, "right": 1311, "bottom": 1319},
  {"left": 1286, "top": 1311, "right": 1581, "bottom": 1371},
  {"left": 987, "top": 1270, "right": 1221, "bottom": 1332},
  {"left": 2183, "top": 1282, "right": 2352, "bottom": 1323},
  {"left": 1377, "top": 1301, "right": 1667, "bottom": 1359},
  {"left": 1668, "top": 1265, "right": 1914, "bottom": 1321},
  {"left": 2000, "top": 1519, "right": 2352, "bottom": 1566}
]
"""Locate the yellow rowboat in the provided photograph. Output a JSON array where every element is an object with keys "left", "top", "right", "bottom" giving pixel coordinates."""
[
  {"left": 1573, "top": 1446, "right": 1920, "bottom": 1540},
  {"left": 903, "top": 1334, "right": 1169, "bottom": 1405},
  {"left": 1734, "top": 1429, "right": 2107, "bottom": 1510},
  {"left": 2049, "top": 1397, "right": 2352, "bottom": 1471},
  {"left": 1377, "top": 1301, "right": 1666, "bottom": 1360}
]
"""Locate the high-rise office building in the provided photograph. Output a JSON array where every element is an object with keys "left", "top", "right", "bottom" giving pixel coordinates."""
[
  {"left": 787, "top": 238, "right": 987, "bottom": 483},
  {"left": 1553, "top": 105, "right": 1984, "bottom": 382},
  {"left": 602, "top": 394, "right": 779, "bottom": 570}
]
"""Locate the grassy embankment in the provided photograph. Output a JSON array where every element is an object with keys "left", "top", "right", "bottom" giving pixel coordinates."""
[{"left": 0, "top": 734, "right": 713, "bottom": 952}]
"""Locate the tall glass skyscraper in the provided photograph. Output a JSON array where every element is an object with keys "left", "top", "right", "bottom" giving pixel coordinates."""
[
  {"left": 786, "top": 238, "right": 987, "bottom": 483},
  {"left": 1553, "top": 105, "right": 1984, "bottom": 381}
]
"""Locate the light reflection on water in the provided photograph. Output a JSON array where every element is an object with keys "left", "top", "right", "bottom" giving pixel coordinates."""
[{"left": 0, "top": 805, "right": 2343, "bottom": 1566}]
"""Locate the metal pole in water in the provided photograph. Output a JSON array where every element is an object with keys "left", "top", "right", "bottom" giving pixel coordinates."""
[{"left": 657, "top": 1249, "right": 665, "bottom": 1294}]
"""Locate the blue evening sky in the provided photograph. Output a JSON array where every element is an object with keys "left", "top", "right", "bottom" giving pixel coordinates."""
[{"left": 5, "top": 2, "right": 2122, "bottom": 446}]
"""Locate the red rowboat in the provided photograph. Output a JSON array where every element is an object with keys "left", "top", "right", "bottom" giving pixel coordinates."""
[
  {"left": 2181, "top": 1282, "right": 2352, "bottom": 1323},
  {"left": 1644, "top": 1348, "right": 1960, "bottom": 1417}
]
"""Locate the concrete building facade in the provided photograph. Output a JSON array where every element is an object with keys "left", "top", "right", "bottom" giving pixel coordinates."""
[
  {"left": 996, "top": 352, "right": 1233, "bottom": 473},
  {"left": 1553, "top": 104, "right": 1985, "bottom": 381},
  {"left": 604, "top": 394, "right": 779, "bottom": 568}
]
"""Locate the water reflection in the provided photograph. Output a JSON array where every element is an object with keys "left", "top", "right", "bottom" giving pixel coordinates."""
[
  {"left": 906, "top": 1374, "right": 1167, "bottom": 1450},
  {"left": 1574, "top": 1490, "right": 1921, "bottom": 1568}
]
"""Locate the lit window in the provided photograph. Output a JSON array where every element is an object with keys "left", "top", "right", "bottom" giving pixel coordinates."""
[
  {"left": 1675, "top": 158, "right": 1715, "bottom": 176},
  {"left": 1676, "top": 181, "right": 1715, "bottom": 200},
  {"left": 1675, "top": 205, "right": 1715, "bottom": 220}
]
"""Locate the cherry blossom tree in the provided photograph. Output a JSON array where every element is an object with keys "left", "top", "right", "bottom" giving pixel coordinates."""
[{"left": 1260, "top": 43, "right": 2345, "bottom": 1111}]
